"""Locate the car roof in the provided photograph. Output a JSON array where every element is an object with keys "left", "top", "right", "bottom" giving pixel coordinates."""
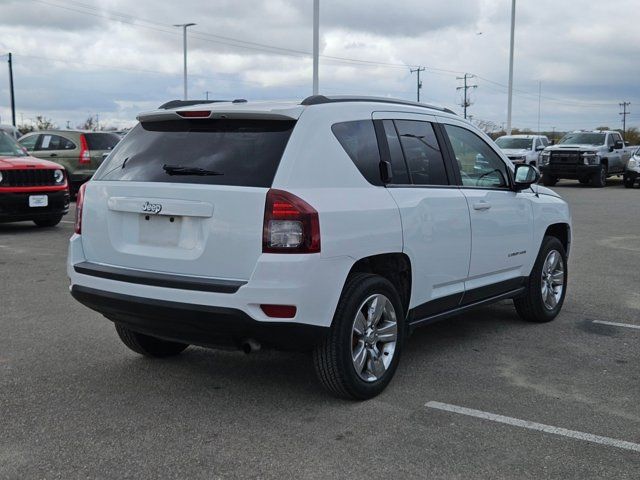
[
  {"left": 498, "top": 134, "right": 546, "bottom": 139},
  {"left": 138, "top": 96, "right": 458, "bottom": 122}
]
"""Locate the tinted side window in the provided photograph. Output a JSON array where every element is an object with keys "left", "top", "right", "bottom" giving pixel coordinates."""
[
  {"left": 395, "top": 120, "right": 448, "bottom": 186},
  {"left": 541, "top": 137, "right": 549, "bottom": 146},
  {"left": 96, "top": 120, "right": 295, "bottom": 188},
  {"left": 444, "top": 124, "right": 509, "bottom": 189},
  {"left": 382, "top": 120, "right": 410, "bottom": 184},
  {"left": 85, "top": 133, "right": 120, "bottom": 151},
  {"left": 607, "top": 134, "right": 615, "bottom": 146},
  {"left": 332, "top": 120, "right": 382, "bottom": 186}
]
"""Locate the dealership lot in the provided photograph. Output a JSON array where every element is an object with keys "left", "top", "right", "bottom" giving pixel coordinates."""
[{"left": 1, "top": 180, "right": 639, "bottom": 478}]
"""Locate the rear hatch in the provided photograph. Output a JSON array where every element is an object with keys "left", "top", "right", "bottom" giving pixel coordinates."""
[{"left": 81, "top": 115, "right": 296, "bottom": 281}]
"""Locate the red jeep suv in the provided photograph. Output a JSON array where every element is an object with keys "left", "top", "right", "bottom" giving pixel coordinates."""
[{"left": 0, "top": 132, "right": 70, "bottom": 227}]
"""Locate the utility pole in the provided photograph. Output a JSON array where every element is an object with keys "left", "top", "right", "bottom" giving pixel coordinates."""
[
  {"left": 7, "top": 53, "right": 16, "bottom": 126},
  {"left": 312, "top": 0, "right": 319, "bottom": 95},
  {"left": 456, "top": 73, "right": 477, "bottom": 119},
  {"left": 619, "top": 102, "right": 630, "bottom": 141},
  {"left": 204, "top": 91, "right": 212, "bottom": 100},
  {"left": 506, "top": 0, "right": 516, "bottom": 135},
  {"left": 537, "top": 81, "right": 542, "bottom": 135},
  {"left": 410, "top": 67, "right": 425, "bottom": 102},
  {"left": 173, "top": 23, "right": 196, "bottom": 100}
]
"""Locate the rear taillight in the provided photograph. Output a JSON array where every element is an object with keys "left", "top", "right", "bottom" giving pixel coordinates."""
[
  {"left": 177, "top": 110, "right": 211, "bottom": 118},
  {"left": 262, "top": 189, "right": 320, "bottom": 254},
  {"left": 74, "top": 183, "right": 87, "bottom": 234},
  {"left": 78, "top": 134, "right": 91, "bottom": 165}
]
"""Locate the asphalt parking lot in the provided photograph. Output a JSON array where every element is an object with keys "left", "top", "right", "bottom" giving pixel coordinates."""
[{"left": 1, "top": 179, "right": 639, "bottom": 479}]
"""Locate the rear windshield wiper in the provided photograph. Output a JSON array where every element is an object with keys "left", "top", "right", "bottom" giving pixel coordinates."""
[{"left": 162, "top": 164, "right": 223, "bottom": 176}]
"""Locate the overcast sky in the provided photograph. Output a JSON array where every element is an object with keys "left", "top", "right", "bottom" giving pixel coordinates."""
[{"left": 0, "top": 0, "right": 638, "bottom": 131}]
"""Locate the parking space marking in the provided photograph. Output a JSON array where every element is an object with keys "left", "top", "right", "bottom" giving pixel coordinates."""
[
  {"left": 60, "top": 221, "right": 75, "bottom": 224},
  {"left": 592, "top": 320, "right": 640, "bottom": 330},
  {"left": 425, "top": 401, "right": 640, "bottom": 453}
]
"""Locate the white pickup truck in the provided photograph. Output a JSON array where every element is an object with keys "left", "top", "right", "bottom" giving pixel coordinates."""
[
  {"left": 539, "top": 130, "right": 634, "bottom": 187},
  {"left": 495, "top": 135, "right": 550, "bottom": 166}
]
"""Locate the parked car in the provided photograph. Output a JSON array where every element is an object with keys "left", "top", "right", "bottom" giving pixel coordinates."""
[
  {"left": 494, "top": 134, "right": 549, "bottom": 166},
  {"left": 0, "top": 124, "right": 21, "bottom": 140},
  {"left": 18, "top": 130, "right": 121, "bottom": 196},
  {"left": 539, "top": 130, "right": 634, "bottom": 187},
  {"left": 623, "top": 146, "right": 640, "bottom": 188},
  {"left": 0, "top": 132, "right": 70, "bottom": 226},
  {"left": 68, "top": 96, "right": 571, "bottom": 399}
]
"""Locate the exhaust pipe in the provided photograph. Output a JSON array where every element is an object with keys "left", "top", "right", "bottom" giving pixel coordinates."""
[{"left": 241, "top": 339, "right": 261, "bottom": 354}]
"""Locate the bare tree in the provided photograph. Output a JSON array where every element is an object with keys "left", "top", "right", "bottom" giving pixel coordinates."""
[{"left": 35, "top": 116, "right": 56, "bottom": 130}]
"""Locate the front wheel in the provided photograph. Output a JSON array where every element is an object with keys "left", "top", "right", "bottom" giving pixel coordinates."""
[
  {"left": 514, "top": 236, "right": 567, "bottom": 323},
  {"left": 115, "top": 324, "right": 189, "bottom": 358},
  {"left": 591, "top": 165, "right": 607, "bottom": 187},
  {"left": 313, "top": 273, "right": 405, "bottom": 400},
  {"left": 33, "top": 215, "right": 63, "bottom": 227},
  {"left": 624, "top": 176, "right": 635, "bottom": 188},
  {"left": 541, "top": 174, "right": 558, "bottom": 186}
]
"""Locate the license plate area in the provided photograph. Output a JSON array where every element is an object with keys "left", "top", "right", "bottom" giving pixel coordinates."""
[
  {"left": 139, "top": 214, "right": 183, "bottom": 246},
  {"left": 29, "top": 195, "right": 48, "bottom": 208}
]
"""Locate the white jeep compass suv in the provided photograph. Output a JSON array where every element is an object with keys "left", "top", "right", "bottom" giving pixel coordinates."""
[{"left": 68, "top": 96, "right": 572, "bottom": 400}]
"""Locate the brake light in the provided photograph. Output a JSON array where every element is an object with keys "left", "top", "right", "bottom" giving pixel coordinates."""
[
  {"left": 262, "top": 189, "right": 320, "bottom": 253},
  {"left": 74, "top": 183, "right": 87, "bottom": 234},
  {"left": 177, "top": 110, "right": 211, "bottom": 118},
  {"left": 78, "top": 134, "right": 91, "bottom": 165}
]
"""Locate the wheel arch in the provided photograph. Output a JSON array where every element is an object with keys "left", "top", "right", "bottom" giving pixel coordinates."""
[
  {"left": 346, "top": 253, "right": 412, "bottom": 317},
  {"left": 544, "top": 222, "right": 571, "bottom": 256}
]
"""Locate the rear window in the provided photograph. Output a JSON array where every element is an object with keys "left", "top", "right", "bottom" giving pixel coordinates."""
[
  {"left": 85, "top": 133, "right": 121, "bottom": 151},
  {"left": 95, "top": 119, "right": 295, "bottom": 187}
]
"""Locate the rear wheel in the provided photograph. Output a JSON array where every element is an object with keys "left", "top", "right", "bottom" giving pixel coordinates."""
[
  {"left": 542, "top": 174, "right": 558, "bottom": 186},
  {"left": 33, "top": 215, "right": 62, "bottom": 227},
  {"left": 514, "top": 236, "right": 567, "bottom": 323},
  {"left": 578, "top": 177, "right": 590, "bottom": 185},
  {"left": 115, "top": 324, "right": 188, "bottom": 358},
  {"left": 313, "top": 273, "right": 404, "bottom": 400},
  {"left": 591, "top": 165, "right": 607, "bottom": 187}
]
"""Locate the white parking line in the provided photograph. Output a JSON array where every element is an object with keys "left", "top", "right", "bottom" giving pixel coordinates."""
[
  {"left": 425, "top": 401, "right": 640, "bottom": 453},
  {"left": 592, "top": 320, "right": 640, "bottom": 330},
  {"left": 60, "top": 220, "right": 75, "bottom": 224}
]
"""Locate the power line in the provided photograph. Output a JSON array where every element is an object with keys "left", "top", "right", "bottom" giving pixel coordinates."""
[
  {"left": 456, "top": 74, "right": 477, "bottom": 119},
  {"left": 409, "top": 67, "right": 425, "bottom": 102}
]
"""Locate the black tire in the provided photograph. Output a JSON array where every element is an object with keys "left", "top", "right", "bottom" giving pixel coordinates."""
[
  {"left": 591, "top": 164, "right": 607, "bottom": 187},
  {"left": 115, "top": 323, "right": 188, "bottom": 358},
  {"left": 541, "top": 174, "right": 558, "bottom": 186},
  {"left": 624, "top": 176, "right": 635, "bottom": 188},
  {"left": 33, "top": 215, "right": 63, "bottom": 227},
  {"left": 514, "top": 236, "right": 567, "bottom": 323},
  {"left": 578, "top": 177, "right": 590, "bottom": 185},
  {"left": 313, "top": 273, "right": 405, "bottom": 400}
]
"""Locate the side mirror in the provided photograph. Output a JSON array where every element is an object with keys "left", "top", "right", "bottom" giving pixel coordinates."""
[
  {"left": 614, "top": 140, "right": 624, "bottom": 150},
  {"left": 536, "top": 145, "right": 545, "bottom": 151},
  {"left": 379, "top": 160, "right": 393, "bottom": 183},
  {"left": 514, "top": 164, "right": 540, "bottom": 190}
]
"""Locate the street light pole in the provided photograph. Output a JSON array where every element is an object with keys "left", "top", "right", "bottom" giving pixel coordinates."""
[
  {"left": 174, "top": 23, "right": 196, "bottom": 100},
  {"left": 7, "top": 53, "right": 16, "bottom": 127},
  {"left": 506, "top": 0, "right": 516, "bottom": 135},
  {"left": 312, "top": 0, "right": 319, "bottom": 95}
]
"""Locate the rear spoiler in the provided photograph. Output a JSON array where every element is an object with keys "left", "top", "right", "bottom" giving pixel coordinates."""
[
  {"left": 137, "top": 106, "right": 304, "bottom": 123},
  {"left": 158, "top": 99, "right": 229, "bottom": 110}
]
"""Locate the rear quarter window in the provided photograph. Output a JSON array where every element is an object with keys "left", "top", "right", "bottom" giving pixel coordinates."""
[
  {"left": 95, "top": 119, "right": 295, "bottom": 188},
  {"left": 331, "top": 120, "right": 382, "bottom": 186},
  {"left": 85, "top": 133, "right": 121, "bottom": 151}
]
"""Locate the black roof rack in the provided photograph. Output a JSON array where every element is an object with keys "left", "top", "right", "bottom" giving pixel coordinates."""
[
  {"left": 300, "top": 95, "right": 456, "bottom": 115},
  {"left": 158, "top": 99, "right": 229, "bottom": 110}
]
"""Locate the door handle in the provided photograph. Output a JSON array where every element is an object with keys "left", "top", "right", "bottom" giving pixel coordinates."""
[
  {"left": 472, "top": 201, "right": 491, "bottom": 211},
  {"left": 49, "top": 153, "right": 57, "bottom": 157}
]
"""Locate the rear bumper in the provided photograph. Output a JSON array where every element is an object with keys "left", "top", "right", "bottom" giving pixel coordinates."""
[
  {"left": 71, "top": 285, "right": 327, "bottom": 351},
  {"left": 540, "top": 164, "right": 601, "bottom": 179},
  {"left": 67, "top": 234, "right": 354, "bottom": 349},
  {"left": 0, "top": 189, "right": 70, "bottom": 222}
]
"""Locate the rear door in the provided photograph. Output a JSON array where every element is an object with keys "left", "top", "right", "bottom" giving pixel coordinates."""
[
  {"left": 81, "top": 117, "right": 296, "bottom": 281},
  {"left": 372, "top": 112, "right": 471, "bottom": 316},
  {"left": 36, "top": 133, "right": 77, "bottom": 170},
  {"left": 439, "top": 118, "right": 534, "bottom": 298}
]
